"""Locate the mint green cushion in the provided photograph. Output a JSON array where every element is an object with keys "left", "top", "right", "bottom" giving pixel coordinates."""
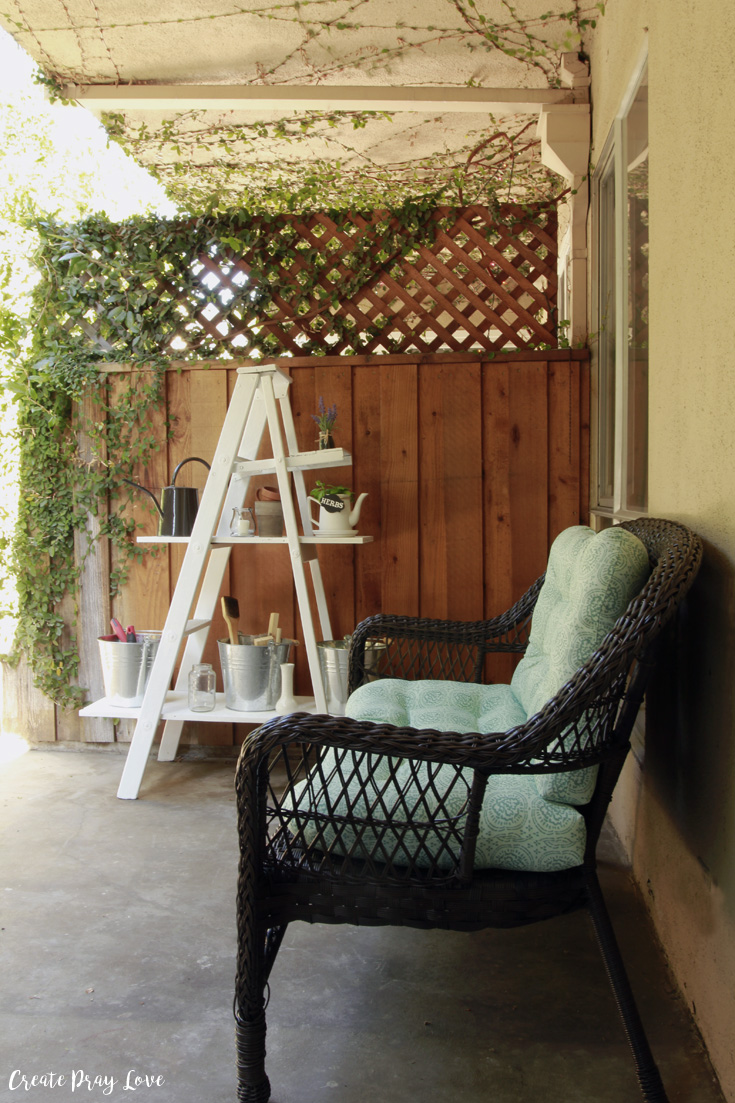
[
  {"left": 510, "top": 525, "right": 649, "bottom": 802},
  {"left": 345, "top": 678, "right": 527, "bottom": 735},
  {"left": 511, "top": 525, "right": 650, "bottom": 720},
  {"left": 286, "top": 751, "right": 586, "bottom": 873},
  {"left": 294, "top": 524, "right": 650, "bottom": 874}
]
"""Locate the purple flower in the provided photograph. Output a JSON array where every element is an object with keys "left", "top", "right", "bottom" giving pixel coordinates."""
[{"left": 312, "top": 396, "right": 337, "bottom": 431}]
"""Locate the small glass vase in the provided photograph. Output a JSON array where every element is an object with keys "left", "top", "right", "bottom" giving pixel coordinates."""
[
  {"left": 317, "top": 431, "right": 335, "bottom": 450},
  {"left": 188, "top": 663, "right": 217, "bottom": 712}
]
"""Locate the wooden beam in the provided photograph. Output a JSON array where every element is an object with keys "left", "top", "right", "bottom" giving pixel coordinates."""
[{"left": 62, "top": 83, "right": 574, "bottom": 115}]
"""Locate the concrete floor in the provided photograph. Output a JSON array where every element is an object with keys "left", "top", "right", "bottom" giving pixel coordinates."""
[{"left": 0, "top": 742, "right": 725, "bottom": 1103}]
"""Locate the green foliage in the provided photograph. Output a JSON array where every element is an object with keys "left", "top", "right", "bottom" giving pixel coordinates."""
[
  {"left": 309, "top": 481, "right": 354, "bottom": 502},
  {"left": 0, "top": 49, "right": 173, "bottom": 707},
  {"left": 0, "top": 0, "right": 598, "bottom": 706}
]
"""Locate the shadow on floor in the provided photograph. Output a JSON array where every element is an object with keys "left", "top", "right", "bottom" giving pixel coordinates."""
[{"left": 0, "top": 745, "right": 724, "bottom": 1103}]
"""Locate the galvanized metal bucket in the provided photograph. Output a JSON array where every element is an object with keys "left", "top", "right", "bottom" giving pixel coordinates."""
[
  {"left": 317, "top": 637, "right": 387, "bottom": 715},
  {"left": 218, "top": 636, "right": 293, "bottom": 711},
  {"left": 98, "top": 632, "right": 161, "bottom": 707},
  {"left": 317, "top": 639, "right": 350, "bottom": 715}
]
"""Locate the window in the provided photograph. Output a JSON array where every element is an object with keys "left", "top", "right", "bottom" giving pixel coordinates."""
[{"left": 593, "top": 56, "right": 649, "bottom": 519}]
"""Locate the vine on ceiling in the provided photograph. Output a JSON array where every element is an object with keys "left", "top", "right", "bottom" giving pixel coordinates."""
[{"left": 11, "top": 0, "right": 600, "bottom": 213}]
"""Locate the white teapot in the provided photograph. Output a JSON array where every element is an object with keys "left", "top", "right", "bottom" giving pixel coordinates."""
[{"left": 309, "top": 488, "right": 368, "bottom": 535}]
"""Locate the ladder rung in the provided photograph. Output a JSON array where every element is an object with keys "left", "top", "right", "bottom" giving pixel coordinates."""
[{"left": 185, "top": 618, "right": 211, "bottom": 635}]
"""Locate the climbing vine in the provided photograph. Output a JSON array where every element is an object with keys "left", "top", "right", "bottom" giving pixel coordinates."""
[
  {"left": 10, "top": 0, "right": 603, "bottom": 214},
  {"left": 4, "top": 198, "right": 490, "bottom": 705},
  {"left": 0, "top": 0, "right": 599, "bottom": 709}
]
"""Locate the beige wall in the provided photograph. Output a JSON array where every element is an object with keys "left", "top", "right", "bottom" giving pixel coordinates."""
[{"left": 589, "top": 1, "right": 735, "bottom": 1098}]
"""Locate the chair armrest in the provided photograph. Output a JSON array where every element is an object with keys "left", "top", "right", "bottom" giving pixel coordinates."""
[
  {"left": 348, "top": 576, "right": 544, "bottom": 690},
  {"left": 235, "top": 695, "right": 600, "bottom": 788}
]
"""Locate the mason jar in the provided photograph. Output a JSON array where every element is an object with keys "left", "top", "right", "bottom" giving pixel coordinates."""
[{"left": 188, "top": 663, "right": 217, "bottom": 712}]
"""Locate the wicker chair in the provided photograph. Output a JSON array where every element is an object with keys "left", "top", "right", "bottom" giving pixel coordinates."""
[{"left": 234, "top": 518, "right": 702, "bottom": 1103}]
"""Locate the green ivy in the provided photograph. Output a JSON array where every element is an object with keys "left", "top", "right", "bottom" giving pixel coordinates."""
[{"left": 2, "top": 198, "right": 483, "bottom": 705}]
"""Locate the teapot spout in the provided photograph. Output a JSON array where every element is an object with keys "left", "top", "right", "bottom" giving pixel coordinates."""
[{"left": 348, "top": 492, "right": 368, "bottom": 528}]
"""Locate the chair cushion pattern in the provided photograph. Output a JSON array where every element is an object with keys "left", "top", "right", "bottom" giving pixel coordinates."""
[
  {"left": 345, "top": 679, "right": 527, "bottom": 735},
  {"left": 510, "top": 525, "right": 651, "bottom": 721},
  {"left": 510, "top": 524, "right": 650, "bottom": 802},
  {"left": 344, "top": 680, "right": 585, "bottom": 871},
  {"left": 287, "top": 751, "right": 586, "bottom": 873},
  {"left": 305, "top": 525, "right": 650, "bottom": 874}
]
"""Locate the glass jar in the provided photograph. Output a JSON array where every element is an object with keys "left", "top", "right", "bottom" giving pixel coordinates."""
[{"left": 188, "top": 663, "right": 216, "bottom": 712}]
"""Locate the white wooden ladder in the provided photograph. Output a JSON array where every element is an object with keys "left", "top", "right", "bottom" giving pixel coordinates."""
[{"left": 115, "top": 362, "right": 356, "bottom": 799}]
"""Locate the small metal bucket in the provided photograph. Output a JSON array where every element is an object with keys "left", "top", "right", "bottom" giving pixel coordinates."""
[
  {"left": 317, "top": 640, "right": 350, "bottom": 715},
  {"left": 317, "top": 637, "right": 386, "bottom": 715},
  {"left": 98, "top": 632, "right": 161, "bottom": 707},
  {"left": 218, "top": 636, "right": 293, "bottom": 711}
]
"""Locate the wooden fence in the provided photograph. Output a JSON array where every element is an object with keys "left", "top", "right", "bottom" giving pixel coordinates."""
[{"left": 3, "top": 349, "right": 589, "bottom": 747}]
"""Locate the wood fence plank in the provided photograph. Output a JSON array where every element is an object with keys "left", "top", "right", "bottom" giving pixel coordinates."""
[
  {"left": 1, "top": 654, "right": 56, "bottom": 742},
  {"left": 483, "top": 360, "right": 513, "bottom": 617},
  {"left": 352, "top": 363, "right": 383, "bottom": 623},
  {"left": 380, "top": 363, "right": 419, "bottom": 616},
  {"left": 419, "top": 364, "right": 449, "bottom": 618},
  {"left": 580, "top": 358, "right": 591, "bottom": 525},
  {"left": 548, "top": 358, "right": 581, "bottom": 543},
  {"left": 442, "top": 362, "right": 484, "bottom": 622},
  {"left": 508, "top": 360, "right": 549, "bottom": 601}
]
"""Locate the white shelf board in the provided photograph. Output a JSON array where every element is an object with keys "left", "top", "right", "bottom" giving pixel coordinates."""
[
  {"left": 80, "top": 691, "right": 318, "bottom": 723},
  {"left": 138, "top": 534, "right": 373, "bottom": 545},
  {"left": 234, "top": 447, "right": 352, "bottom": 476}
]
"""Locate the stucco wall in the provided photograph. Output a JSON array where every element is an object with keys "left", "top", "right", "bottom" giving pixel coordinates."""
[{"left": 588, "top": 1, "right": 735, "bottom": 1098}]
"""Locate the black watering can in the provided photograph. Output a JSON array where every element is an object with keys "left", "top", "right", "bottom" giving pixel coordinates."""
[{"left": 125, "top": 456, "right": 211, "bottom": 537}]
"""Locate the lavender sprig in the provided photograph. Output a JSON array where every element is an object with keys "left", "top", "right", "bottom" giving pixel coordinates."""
[{"left": 311, "top": 396, "right": 337, "bottom": 432}]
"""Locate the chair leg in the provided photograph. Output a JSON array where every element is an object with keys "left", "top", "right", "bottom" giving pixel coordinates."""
[
  {"left": 235, "top": 925, "right": 283, "bottom": 1103},
  {"left": 235, "top": 1008, "right": 270, "bottom": 1103},
  {"left": 584, "top": 871, "right": 669, "bottom": 1103}
]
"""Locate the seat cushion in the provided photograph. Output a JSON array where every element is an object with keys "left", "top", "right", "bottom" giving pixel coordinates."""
[
  {"left": 345, "top": 678, "right": 527, "bottom": 734},
  {"left": 285, "top": 750, "right": 587, "bottom": 873},
  {"left": 344, "top": 679, "right": 585, "bottom": 871}
]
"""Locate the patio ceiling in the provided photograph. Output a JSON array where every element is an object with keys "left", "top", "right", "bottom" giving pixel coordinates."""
[{"left": 1, "top": 1, "right": 594, "bottom": 209}]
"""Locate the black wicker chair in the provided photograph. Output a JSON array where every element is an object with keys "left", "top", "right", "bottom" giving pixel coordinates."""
[{"left": 234, "top": 518, "right": 702, "bottom": 1103}]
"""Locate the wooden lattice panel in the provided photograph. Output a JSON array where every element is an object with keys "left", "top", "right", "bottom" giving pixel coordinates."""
[{"left": 162, "top": 204, "right": 558, "bottom": 358}]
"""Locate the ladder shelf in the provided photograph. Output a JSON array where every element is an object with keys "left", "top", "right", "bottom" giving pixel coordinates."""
[{"left": 84, "top": 363, "right": 369, "bottom": 799}]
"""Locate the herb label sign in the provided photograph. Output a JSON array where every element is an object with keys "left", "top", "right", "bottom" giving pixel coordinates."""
[{"left": 321, "top": 494, "right": 345, "bottom": 514}]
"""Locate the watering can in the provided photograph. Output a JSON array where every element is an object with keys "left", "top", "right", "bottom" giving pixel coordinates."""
[
  {"left": 309, "top": 491, "right": 368, "bottom": 535},
  {"left": 125, "top": 456, "right": 211, "bottom": 537}
]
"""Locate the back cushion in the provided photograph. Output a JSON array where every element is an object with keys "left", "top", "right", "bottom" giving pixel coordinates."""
[
  {"left": 510, "top": 525, "right": 650, "bottom": 803},
  {"left": 511, "top": 525, "right": 650, "bottom": 719}
]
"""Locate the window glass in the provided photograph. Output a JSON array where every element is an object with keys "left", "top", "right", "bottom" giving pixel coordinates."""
[
  {"left": 597, "top": 152, "right": 616, "bottom": 506},
  {"left": 625, "top": 67, "right": 649, "bottom": 511},
  {"left": 593, "top": 57, "right": 648, "bottom": 519}
]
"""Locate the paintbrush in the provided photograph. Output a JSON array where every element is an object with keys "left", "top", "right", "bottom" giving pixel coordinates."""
[{"left": 221, "top": 596, "right": 240, "bottom": 646}]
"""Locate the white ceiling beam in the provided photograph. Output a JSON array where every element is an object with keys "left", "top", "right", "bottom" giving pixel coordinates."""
[{"left": 62, "top": 83, "right": 574, "bottom": 115}]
